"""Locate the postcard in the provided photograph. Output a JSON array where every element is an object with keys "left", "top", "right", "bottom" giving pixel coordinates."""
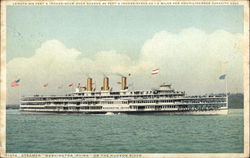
[{"left": 0, "top": 0, "right": 249, "bottom": 158}]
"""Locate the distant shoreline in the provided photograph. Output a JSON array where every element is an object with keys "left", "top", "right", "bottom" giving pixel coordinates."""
[{"left": 6, "top": 93, "right": 244, "bottom": 109}]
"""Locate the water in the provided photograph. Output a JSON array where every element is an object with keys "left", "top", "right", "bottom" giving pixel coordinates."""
[{"left": 6, "top": 109, "right": 243, "bottom": 153}]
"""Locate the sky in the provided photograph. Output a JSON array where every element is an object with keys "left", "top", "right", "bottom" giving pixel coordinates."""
[{"left": 6, "top": 5, "right": 244, "bottom": 104}]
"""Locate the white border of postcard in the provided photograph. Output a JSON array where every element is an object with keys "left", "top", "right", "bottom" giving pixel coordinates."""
[{"left": 1, "top": 0, "right": 249, "bottom": 158}]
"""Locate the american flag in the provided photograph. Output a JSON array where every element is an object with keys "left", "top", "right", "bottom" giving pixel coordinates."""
[
  {"left": 11, "top": 79, "right": 20, "bottom": 87},
  {"left": 151, "top": 68, "right": 159, "bottom": 75}
]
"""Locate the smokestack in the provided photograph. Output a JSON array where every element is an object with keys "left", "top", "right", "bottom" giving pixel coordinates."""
[
  {"left": 121, "top": 76, "right": 127, "bottom": 90},
  {"left": 87, "top": 78, "right": 92, "bottom": 91},
  {"left": 102, "top": 77, "right": 110, "bottom": 91}
]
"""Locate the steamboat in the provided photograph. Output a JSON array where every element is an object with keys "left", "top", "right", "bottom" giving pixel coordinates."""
[{"left": 20, "top": 76, "right": 228, "bottom": 114}]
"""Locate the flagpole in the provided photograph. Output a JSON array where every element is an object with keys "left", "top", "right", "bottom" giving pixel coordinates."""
[{"left": 226, "top": 75, "right": 228, "bottom": 108}]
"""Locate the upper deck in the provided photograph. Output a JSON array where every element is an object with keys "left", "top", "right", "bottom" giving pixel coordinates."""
[
  {"left": 21, "top": 88, "right": 185, "bottom": 101},
  {"left": 20, "top": 77, "right": 226, "bottom": 103},
  {"left": 21, "top": 86, "right": 226, "bottom": 103}
]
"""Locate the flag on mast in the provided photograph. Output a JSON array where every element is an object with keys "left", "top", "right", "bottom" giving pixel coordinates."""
[
  {"left": 151, "top": 68, "right": 159, "bottom": 75},
  {"left": 11, "top": 79, "right": 20, "bottom": 87},
  {"left": 219, "top": 74, "right": 226, "bottom": 80}
]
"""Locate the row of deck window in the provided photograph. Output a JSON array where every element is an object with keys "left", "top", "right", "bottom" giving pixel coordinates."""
[
  {"left": 21, "top": 106, "right": 103, "bottom": 110},
  {"left": 20, "top": 104, "right": 225, "bottom": 110},
  {"left": 129, "top": 100, "right": 174, "bottom": 104},
  {"left": 21, "top": 94, "right": 186, "bottom": 101},
  {"left": 130, "top": 105, "right": 177, "bottom": 109},
  {"left": 21, "top": 99, "right": 226, "bottom": 105},
  {"left": 21, "top": 105, "right": 177, "bottom": 110},
  {"left": 103, "top": 107, "right": 120, "bottom": 109}
]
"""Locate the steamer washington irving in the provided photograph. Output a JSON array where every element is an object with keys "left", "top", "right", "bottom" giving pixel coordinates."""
[{"left": 19, "top": 74, "right": 228, "bottom": 114}]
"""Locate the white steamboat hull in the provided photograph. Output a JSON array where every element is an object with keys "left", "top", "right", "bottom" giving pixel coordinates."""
[{"left": 20, "top": 108, "right": 228, "bottom": 115}]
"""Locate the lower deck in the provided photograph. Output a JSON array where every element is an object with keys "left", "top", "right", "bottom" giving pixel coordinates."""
[
  {"left": 20, "top": 102, "right": 228, "bottom": 114},
  {"left": 20, "top": 107, "right": 228, "bottom": 115}
]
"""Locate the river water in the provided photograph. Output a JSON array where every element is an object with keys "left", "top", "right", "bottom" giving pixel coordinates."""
[{"left": 6, "top": 109, "right": 243, "bottom": 153}]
